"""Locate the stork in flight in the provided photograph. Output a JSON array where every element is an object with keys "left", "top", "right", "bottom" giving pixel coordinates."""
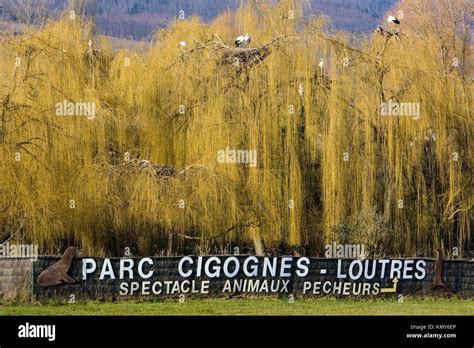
[{"left": 235, "top": 34, "right": 251, "bottom": 48}]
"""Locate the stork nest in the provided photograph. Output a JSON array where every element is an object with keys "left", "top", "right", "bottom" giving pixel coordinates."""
[
  {"left": 374, "top": 26, "right": 400, "bottom": 38},
  {"left": 135, "top": 160, "right": 178, "bottom": 178},
  {"left": 106, "top": 159, "right": 208, "bottom": 180},
  {"left": 219, "top": 35, "right": 286, "bottom": 69},
  {"left": 168, "top": 35, "right": 287, "bottom": 71},
  {"left": 220, "top": 47, "right": 270, "bottom": 69}
]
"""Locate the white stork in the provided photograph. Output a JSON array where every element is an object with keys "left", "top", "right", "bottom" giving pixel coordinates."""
[
  {"left": 318, "top": 58, "right": 325, "bottom": 71},
  {"left": 387, "top": 15, "right": 400, "bottom": 25},
  {"left": 235, "top": 33, "right": 251, "bottom": 48},
  {"left": 298, "top": 83, "right": 304, "bottom": 96}
]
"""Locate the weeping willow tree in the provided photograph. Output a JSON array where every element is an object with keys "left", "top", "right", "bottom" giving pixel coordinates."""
[{"left": 0, "top": 0, "right": 472, "bottom": 257}]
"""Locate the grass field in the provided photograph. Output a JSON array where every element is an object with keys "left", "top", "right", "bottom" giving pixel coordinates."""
[{"left": 1, "top": 298, "right": 473, "bottom": 316}]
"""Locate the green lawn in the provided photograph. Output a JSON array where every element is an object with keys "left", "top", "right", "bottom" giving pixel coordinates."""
[{"left": 1, "top": 298, "right": 473, "bottom": 315}]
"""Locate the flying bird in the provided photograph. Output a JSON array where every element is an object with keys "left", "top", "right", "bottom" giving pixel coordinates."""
[
  {"left": 387, "top": 15, "right": 400, "bottom": 25},
  {"left": 178, "top": 41, "right": 186, "bottom": 48},
  {"left": 235, "top": 34, "right": 251, "bottom": 48}
]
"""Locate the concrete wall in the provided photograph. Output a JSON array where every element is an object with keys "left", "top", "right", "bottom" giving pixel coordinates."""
[{"left": 0, "top": 258, "right": 33, "bottom": 302}]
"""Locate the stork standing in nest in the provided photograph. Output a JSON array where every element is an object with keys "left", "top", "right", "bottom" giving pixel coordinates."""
[
  {"left": 318, "top": 58, "right": 325, "bottom": 71},
  {"left": 374, "top": 15, "right": 402, "bottom": 38},
  {"left": 235, "top": 34, "right": 251, "bottom": 48},
  {"left": 387, "top": 15, "right": 401, "bottom": 25},
  {"left": 220, "top": 35, "right": 286, "bottom": 74}
]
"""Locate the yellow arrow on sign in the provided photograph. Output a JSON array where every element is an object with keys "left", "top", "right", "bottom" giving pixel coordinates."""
[{"left": 380, "top": 277, "right": 399, "bottom": 293}]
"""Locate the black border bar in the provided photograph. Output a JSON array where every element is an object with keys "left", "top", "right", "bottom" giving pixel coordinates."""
[{"left": 0, "top": 316, "right": 472, "bottom": 346}]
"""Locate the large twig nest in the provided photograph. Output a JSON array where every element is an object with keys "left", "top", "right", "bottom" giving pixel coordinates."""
[
  {"left": 109, "top": 159, "right": 209, "bottom": 180},
  {"left": 220, "top": 47, "right": 270, "bottom": 68},
  {"left": 137, "top": 160, "right": 178, "bottom": 178},
  {"left": 167, "top": 35, "right": 287, "bottom": 71},
  {"left": 219, "top": 35, "right": 287, "bottom": 69}
]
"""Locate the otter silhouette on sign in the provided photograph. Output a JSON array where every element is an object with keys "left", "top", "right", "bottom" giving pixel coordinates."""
[{"left": 37, "top": 246, "right": 78, "bottom": 287}]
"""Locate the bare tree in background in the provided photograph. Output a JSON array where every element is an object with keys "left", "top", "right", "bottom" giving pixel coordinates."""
[
  {"left": 4, "top": 0, "right": 97, "bottom": 28},
  {"left": 5, "top": 0, "right": 49, "bottom": 27},
  {"left": 68, "top": 0, "right": 96, "bottom": 20}
]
